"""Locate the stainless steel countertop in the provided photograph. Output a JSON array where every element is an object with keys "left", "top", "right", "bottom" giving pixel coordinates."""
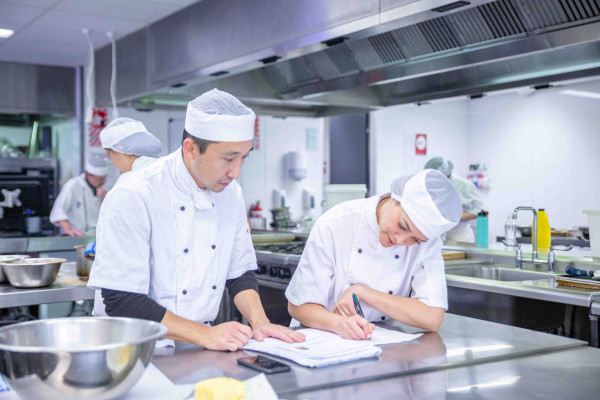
[
  {"left": 0, "top": 235, "right": 94, "bottom": 254},
  {"left": 291, "top": 346, "right": 600, "bottom": 399},
  {"left": 151, "top": 313, "right": 587, "bottom": 398},
  {"left": 0, "top": 261, "right": 94, "bottom": 308}
]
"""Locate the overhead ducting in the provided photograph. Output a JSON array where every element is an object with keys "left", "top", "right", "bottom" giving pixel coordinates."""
[{"left": 96, "top": 0, "right": 600, "bottom": 116}]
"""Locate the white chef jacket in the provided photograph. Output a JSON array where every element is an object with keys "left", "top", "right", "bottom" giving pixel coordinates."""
[
  {"left": 49, "top": 174, "right": 102, "bottom": 236},
  {"left": 88, "top": 149, "right": 257, "bottom": 326},
  {"left": 446, "top": 174, "right": 484, "bottom": 243},
  {"left": 286, "top": 195, "right": 448, "bottom": 323},
  {"left": 92, "top": 155, "right": 158, "bottom": 315},
  {"left": 112, "top": 156, "right": 157, "bottom": 189}
]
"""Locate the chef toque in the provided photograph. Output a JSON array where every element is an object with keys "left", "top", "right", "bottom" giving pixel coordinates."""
[
  {"left": 390, "top": 170, "right": 461, "bottom": 239},
  {"left": 184, "top": 89, "right": 255, "bottom": 142},
  {"left": 424, "top": 156, "right": 454, "bottom": 177},
  {"left": 85, "top": 155, "right": 109, "bottom": 177},
  {"left": 100, "top": 117, "right": 162, "bottom": 157}
]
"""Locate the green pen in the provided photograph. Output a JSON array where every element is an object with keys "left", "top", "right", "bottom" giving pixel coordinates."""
[{"left": 352, "top": 293, "right": 365, "bottom": 318}]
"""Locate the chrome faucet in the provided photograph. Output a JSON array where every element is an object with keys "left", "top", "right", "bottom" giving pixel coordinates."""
[
  {"left": 547, "top": 244, "right": 573, "bottom": 273},
  {"left": 503, "top": 206, "right": 540, "bottom": 270},
  {"left": 503, "top": 207, "right": 575, "bottom": 272}
]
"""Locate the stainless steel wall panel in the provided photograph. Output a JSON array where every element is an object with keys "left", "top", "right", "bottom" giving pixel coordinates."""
[
  {"left": 0, "top": 62, "right": 75, "bottom": 115},
  {"left": 392, "top": 25, "right": 434, "bottom": 58},
  {"left": 148, "top": 0, "right": 379, "bottom": 88}
]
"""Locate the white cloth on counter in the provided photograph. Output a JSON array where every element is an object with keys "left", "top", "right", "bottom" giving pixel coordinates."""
[
  {"left": 88, "top": 150, "right": 257, "bottom": 340},
  {"left": 446, "top": 174, "right": 484, "bottom": 243},
  {"left": 243, "top": 326, "right": 422, "bottom": 368},
  {"left": 286, "top": 194, "right": 449, "bottom": 323},
  {"left": 49, "top": 174, "right": 102, "bottom": 235}
]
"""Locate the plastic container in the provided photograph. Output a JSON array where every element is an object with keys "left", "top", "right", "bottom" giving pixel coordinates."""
[
  {"left": 476, "top": 210, "right": 489, "bottom": 248},
  {"left": 536, "top": 209, "right": 551, "bottom": 255},
  {"left": 504, "top": 215, "right": 517, "bottom": 246},
  {"left": 584, "top": 210, "right": 600, "bottom": 258}
]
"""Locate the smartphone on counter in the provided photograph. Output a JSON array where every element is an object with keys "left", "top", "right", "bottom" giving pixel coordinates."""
[{"left": 237, "top": 355, "right": 291, "bottom": 374}]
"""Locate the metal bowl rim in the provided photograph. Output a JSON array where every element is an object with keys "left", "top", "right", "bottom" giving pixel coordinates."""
[
  {"left": 0, "top": 317, "right": 167, "bottom": 353},
  {"left": 0, "top": 258, "right": 67, "bottom": 267}
]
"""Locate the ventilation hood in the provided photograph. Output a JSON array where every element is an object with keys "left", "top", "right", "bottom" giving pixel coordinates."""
[{"left": 96, "top": 0, "right": 600, "bottom": 116}]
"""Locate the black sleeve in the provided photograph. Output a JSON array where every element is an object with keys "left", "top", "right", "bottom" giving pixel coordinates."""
[
  {"left": 226, "top": 270, "right": 259, "bottom": 299},
  {"left": 101, "top": 288, "right": 167, "bottom": 323}
]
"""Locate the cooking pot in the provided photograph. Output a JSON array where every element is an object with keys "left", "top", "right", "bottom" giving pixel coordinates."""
[{"left": 74, "top": 245, "right": 94, "bottom": 278}]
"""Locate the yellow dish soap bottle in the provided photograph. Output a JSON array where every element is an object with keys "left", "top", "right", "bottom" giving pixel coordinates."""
[{"left": 535, "top": 208, "right": 551, "bottom": 254}]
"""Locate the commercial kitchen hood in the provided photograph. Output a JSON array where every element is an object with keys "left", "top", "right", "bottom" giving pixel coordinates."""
[{"left": 95, "top": 0, "right": 600, "bottom": 117}]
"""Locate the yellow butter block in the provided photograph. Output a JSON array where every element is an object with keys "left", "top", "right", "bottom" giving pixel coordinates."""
[{"left": 194, "top": 377, "right": 246, "bottom": 400}]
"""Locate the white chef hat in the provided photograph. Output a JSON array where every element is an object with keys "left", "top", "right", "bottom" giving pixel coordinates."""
[
  {"left": 184, "top": 88, "right": 255, "bottom": 142},
  {"left": 100, "top": 117, "right": 162, "bottom": 157},
  {"left": 85, "top": 155, "right": 109, "bottom": 176},
  {"left": 390, "top": 170, "right": 461, "bottom": 239},
  {"left": 424, "top": 156, "right": 454, "bottom": 177}
]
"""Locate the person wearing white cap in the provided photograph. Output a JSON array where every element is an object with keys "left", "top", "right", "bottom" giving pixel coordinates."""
[
  {"left": 424, "top": 156, "right": 484, "bottom": 243},
  {"left": 49, "top": 155, "right": 109, "bottom": 236},
  {"left": 286, "top": 170, "right": 462, "bottom": 339},
  {"left": 89, "top": 89, "right": 304, "bottom": 350},
  {"left": 100, "top": 117, "right": 162, "bottom": 187}
]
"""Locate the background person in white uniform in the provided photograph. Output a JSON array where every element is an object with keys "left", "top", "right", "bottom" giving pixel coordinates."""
[
  {"left": 88, "top": 89, "right": 304, "bottom": 351},
  {"left": 49, "top": 156, "right": 108, "bottom": 236},
  {"left": 424, "top": 157, "right": 484, "bottom": 243},
  {"left": 286, "top": 170, "right": 462, "bottom": 340},
  {"left": 100, "top": 117, "right": 162, "bottom": 187}
]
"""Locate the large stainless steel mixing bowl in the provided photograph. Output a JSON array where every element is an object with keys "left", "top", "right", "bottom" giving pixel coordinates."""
[
  {"left": 0, "top": 255, "right": 30, "bottom": 283},
  {"left": 0, "top": 257, "right": 65, "bottom": 288},
  {"left": 0, "top": 317, "right": 167, "bottom": 399}
]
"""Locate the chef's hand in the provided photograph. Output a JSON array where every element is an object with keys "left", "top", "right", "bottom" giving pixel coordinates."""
[
  {"left": 203, "top": 322, "right": 252, "bottom": 351},
  {"left": 97, "top": 187, "right": 108, "bottom": 201},
  {"left": 252, "top": 323, "right": 306, "bottom": 343},
  {"left": 65, "top": 228, "right": 84, "bottom": 237},
  {"left": 334, "top": 315, "right": 375, "bottom": 340},
  {"left": 334, "top": 284, "right": 366, "bottom": 317}
]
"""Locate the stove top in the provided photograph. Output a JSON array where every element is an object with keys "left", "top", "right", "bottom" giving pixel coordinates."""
[{"left": 253, "top": 241, "right": 306, "bottom": 256}]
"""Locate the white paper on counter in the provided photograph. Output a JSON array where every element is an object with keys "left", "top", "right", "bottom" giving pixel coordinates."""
[
  {"left": 243, "top": 326, "right": 422, "bottom": 368},
  {"left": 369, "top": 326, "right": 423, "bottom": 346}
]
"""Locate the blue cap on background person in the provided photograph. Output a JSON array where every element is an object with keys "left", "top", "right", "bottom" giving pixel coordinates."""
[{"left": 424, "top": 157, "right": 454, "bottom": 177}]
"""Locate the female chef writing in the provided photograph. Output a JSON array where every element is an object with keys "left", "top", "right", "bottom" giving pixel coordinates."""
[{"left": 286, "top": 170, "right": 462, "bottom": 340}]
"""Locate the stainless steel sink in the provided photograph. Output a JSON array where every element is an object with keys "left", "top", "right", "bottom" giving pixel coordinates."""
[
  {"left": 445, "top": 264, "right": 565, "bottom": 332},
  {"left": 445, "top": 266, "right": 555, "bottom": 282}
]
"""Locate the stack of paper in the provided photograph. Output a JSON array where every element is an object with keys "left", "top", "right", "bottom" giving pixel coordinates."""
[{"left": 243, "top": 326, "right": 422, "bottom": 368}]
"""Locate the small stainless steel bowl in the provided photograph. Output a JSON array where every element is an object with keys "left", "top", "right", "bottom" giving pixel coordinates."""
[
  {"left": 0, "top": 255, "right": 30, "bottom": 283},
  {"left": 0, "top": 317, "right": 167, "bottom": 400},
  {"left": 0, "top": 257, "right": 65, "bottom": 288}
]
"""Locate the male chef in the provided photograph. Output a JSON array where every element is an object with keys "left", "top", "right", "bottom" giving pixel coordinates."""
[{"left": 89, "top": 89, "right": 304, "bottom": 350}]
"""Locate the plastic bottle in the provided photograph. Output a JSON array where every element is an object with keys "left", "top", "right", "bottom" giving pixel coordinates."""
[
  {"left": 476, "top": 210, "right": 489, "bottom": 248},
  {"left": 536, "top": 208, "right": 551, "bottom": 254},
  {"left": 504, "top": 215, "right": 517, "bottom": 246}
]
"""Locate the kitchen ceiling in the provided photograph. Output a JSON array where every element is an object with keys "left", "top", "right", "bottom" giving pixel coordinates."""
[{"left": 0, "top": 0, "right": 200, "bottom": 67}]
